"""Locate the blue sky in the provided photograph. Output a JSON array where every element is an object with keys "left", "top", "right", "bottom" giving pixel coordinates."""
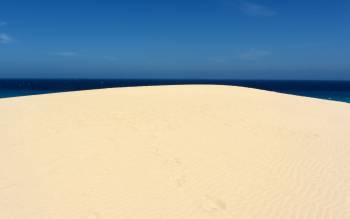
[{"left": 0, "top": 0, "right": 350, "bottom": 79}]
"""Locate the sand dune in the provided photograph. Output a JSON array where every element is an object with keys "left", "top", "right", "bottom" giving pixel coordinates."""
[{"left": 1, "top": 85, "right": 350, "bottom": 218}]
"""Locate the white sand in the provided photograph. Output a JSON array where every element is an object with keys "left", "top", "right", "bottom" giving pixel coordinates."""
[{"left": 1, "top": 85, "right": 350, "bottom": 218}]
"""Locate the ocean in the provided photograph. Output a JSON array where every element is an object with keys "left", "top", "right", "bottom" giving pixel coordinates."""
[{"left": 0, "top": 79, "right": 350, "bottom": 103}]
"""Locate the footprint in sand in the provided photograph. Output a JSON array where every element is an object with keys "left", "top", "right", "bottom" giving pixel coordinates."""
[{"left": 201, "top": 195, "right": 227, "bottom": 213}]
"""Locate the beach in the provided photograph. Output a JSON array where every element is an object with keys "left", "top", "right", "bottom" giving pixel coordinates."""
[{"left": 1, "top": 85, "right": 350, "bottom": 218}]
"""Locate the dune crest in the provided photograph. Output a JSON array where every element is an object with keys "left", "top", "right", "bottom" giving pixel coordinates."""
[{"left": 1, "top": 85, "right": 350, "bottom": 218}]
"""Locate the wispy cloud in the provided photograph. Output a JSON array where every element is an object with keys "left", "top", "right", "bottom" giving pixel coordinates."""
[
  {"left": 209, "top": 57, "right": 227, "bottom": 63},
  {"left": 54, "top": 52, "right": 78, "bottom": 57},
  {"left": 0, "top": 21, "right": 7, "bottom": 26},
  {"left": 239, "top": 49, "right": 271, "bottom": 60},
  {"left": 239, "top": 2, "right": 277, "bottom": 17},
  {"left": 104, "top": 56, "right": 119, "bottom": 61},
  {"left": 0, "top": 33, "right": 13, "bottom": 44}
]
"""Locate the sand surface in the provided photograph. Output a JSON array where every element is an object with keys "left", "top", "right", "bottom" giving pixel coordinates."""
[{"left": 1, "top": 85, "right": 350, "bottom": 218}]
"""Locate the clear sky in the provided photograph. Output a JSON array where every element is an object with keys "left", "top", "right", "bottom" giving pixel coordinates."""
[{"left": 0, "top": 0, "right": 350, "bottom": 79}]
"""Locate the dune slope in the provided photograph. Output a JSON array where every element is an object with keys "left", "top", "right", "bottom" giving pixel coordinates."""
[{"left": 1, "top": 85, "right": 350, "bottom": 218}]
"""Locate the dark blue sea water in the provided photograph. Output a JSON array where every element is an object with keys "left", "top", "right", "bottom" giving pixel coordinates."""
[{"left": 0, "top": 79, "right": 350, "bottom": 103}]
